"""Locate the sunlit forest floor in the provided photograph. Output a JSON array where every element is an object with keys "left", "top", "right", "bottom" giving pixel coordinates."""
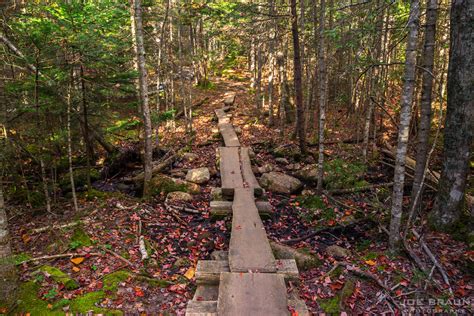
[{"left": 8, "top": 73, "right": 472, "bottom": 314}]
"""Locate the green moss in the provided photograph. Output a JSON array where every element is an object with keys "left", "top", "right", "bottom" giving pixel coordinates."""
[
  {"left": 340, "top": 279, "right": 355, "bottom": 303},
  {"left": 39, "top": 266, "right": 79, "bottom": 290},
  {"left": 1, "top": 253, "right": 31, "bottom": 265},
  {"left": 297, "top": 195, "right": 325, "bottom": 210},
  {"left": 324, "top": 159, "right": 367, "bottom": 190},
  {"left": 318, "top": 297, "right": 340, "bottom": 314},
  {"left": 69, "top": 291, "right": 108, "bottom": 314},
  {"left": 103, "top": 270, "right": 130, "bottom": 292},
  {"left": 134, "top": 275, "right": 170, "bottom": 288},
  {"left": 149, "top": 175, "right": 189, "bottom": 196},
  {"left": 69, "top": 226, "right": 92, "bottom": 249},
  {"left": 14, "top": 281, "right": 63, "bottom": 315}
]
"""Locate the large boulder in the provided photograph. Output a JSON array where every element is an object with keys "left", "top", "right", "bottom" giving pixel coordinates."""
[
  {"left": 273, "top": 144, "right": 299, "bottom": 158},
  {"left": 294, "top": 164, "right": 318, "bottom": 182},
  {"left": 259, "top": 172, "right": 302, "bottom": 194},
  {"left": 150, "top": 174, "right": 200, "bottom": 195},
  {"left": 270, "top": 241, "right": 320, "bottom": 270},
  {"left": 166, "top": 191, "right": 193, "bottom": 203},
  {"left": 186, "top": 167, "right": 210, "bottom": 184}
]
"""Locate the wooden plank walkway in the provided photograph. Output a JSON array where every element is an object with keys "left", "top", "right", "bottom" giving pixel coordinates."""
[
  {"left": 217, "top": 273, "right": 288, "bottom": 316},
  {"left": 229, "top": 188, "right": 276, "bottom": 272},
  {"left": 219, "top": 147, "right": 243, "bottom": 198},
  {"left": 186, "top": 92, "right": 308, "bottom": 316}
]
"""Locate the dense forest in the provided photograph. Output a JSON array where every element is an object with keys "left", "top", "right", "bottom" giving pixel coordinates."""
[{"left": 0, "top": 0, "right": 472, "bottom": 314}]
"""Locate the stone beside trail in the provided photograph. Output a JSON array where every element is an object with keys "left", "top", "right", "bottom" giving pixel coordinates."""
[{"left": 259, "top": 171, "right": 303, "bottom": 194}]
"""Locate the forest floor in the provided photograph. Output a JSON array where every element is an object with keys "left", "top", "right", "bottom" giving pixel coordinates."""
[{"left": 7, "top": 73, "right": 473, "bottom": 315}]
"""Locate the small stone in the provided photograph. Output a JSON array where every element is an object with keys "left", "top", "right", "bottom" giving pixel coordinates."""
[
  {"left": 287, "top": 163, "right": 302, "bottom": 170},
  {"left": 294, "top": 164, "right": 318, "bottom": 182},
  {"left": 248, "top": 148, "right": 256, "bottom": 159},
  {"left": 210, "top": 187, "right": 223, "bottom": 201},
  {"left": 275, "top": 157, "right": 289, "bottom": 165},
  {"left": 257, "top": 164, "right": 274, "bottom": 174},
  {"left": 301, "top": 189, "right": 315, "bottom": 196},
  {"left": 326, "top": 245, "right": 351, "bottom": 259},
  {"left": 186, "top": 167, "right": 210, "bottom": 184},
  {"left": 166, "top": 191, "right": 193, "bottom": 203},
  {"left": 234, "top": 126, "right": 242, "bottom": 135}
]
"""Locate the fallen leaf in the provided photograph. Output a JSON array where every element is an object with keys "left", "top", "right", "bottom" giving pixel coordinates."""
[
  {"left": 184, "top": 267, "right": 195, "bottom": 280},
  {"left": 72, "top": 266, "right": 80, "bottom": 272},
  {"left": 135, "top": 287, "right": 145, "bottom": 297},
  {"left": 47, "top": 304, "right": 53, "bottom": 309},
  {"left": 71, "top": 257, "right": 85, "bottom": 265},
  {"left": 364, "top": 260, "right": 377, "bottom": 266},
  {"left": 22, "top": 234, "right": 31, "bottom": 244}
]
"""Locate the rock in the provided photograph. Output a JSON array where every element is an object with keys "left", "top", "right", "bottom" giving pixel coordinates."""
[
  {"left": 234, "top": 126, "right": 242, "bottom": 135},
  {"left": 210, "top": 187, "right": 223, "bottom": 201},
  {"left": 286, "top": 163, "right": 301, "bottom": 171},
  {"left": 259, "top": 172, "right": 303, "bottom": 194},
  {"left": 275, "top": 157, "right": 289, "bottom": 165},
  {"left": 248, "top": 148, "right": 256, "bottom": 159},
  {"left": 186, "top": 167, "right": 210, "bottom": 184},
  {"left": 305, "top": 155, "right": 316, "bottom": 164},
  {"left": 166, "top": 191, "right": 193, "bottom": 203},
  {"left": 150, "top": 174, "right": 200, "bottom": 195},
  {"left": 182, "top": 152, "right": 199, "bottom": 162},
  {"left": 270, "top": 241, "right": 320, "bottom": 271},
  {"left": 273, "top": 144, "right": 299, "bottom": 158},
  {"left": 301, "top": 189, "right": 316, "bottom": 196},
  {"left": 208, "top": 166, "right": 218, "bottom": 177},
  {"left": 169, "top": 169, "right": 186, "bottom": 178},
  {"left": 325, "top": 245, "right": 351, "bottom": 259},
  {"left": 257, "top": 164, "right": 274, "bottom": 174},
  {"left": 294, "top": 164, "right": 318, "bottom": 182}
]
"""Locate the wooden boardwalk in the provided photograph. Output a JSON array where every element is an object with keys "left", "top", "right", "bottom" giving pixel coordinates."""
[{"left": 186, "top": 92, "right": 308, "bottom": 316}]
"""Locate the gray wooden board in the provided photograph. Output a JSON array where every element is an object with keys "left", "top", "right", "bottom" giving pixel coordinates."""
[
  {"left": 240, "top": 147, "right": 263, "bottom": 196},
  {"left": 219, "top": 147, "right": 243, "bottom": 198},
  {"left": 218, "top": 122, "right": 240, "bottom": 147},
  {"left": 217, "top": 272, "right": 289, "bottom": 316},
  {"left": 229, "top": 188, "right": 276, "bottom": 272}
]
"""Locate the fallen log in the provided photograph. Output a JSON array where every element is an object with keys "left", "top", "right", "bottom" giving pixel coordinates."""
[
  {"left": 269, "top": 241, "right": 320, "bottom": 271},
  {"left": 175, "top": 97, "right": 209, "bottom": 119},
  {"left": 131, "top": 150, "right": 180, "bottom": 183}
]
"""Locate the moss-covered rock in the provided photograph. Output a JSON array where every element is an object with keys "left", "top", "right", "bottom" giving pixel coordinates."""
[
  {"left": 324, "top": 159, "right": 367, "bottom": 190},
  {"left": 270, "top": 241, "right": 321, "bottom": 270},
  {"left": 103, "top": 270, "right": 130, "bottom": 292},
  {"left": 13, "top": 281, "right": 62, "bottom": 315},
  {"left": 149, "top": 174, "right": 200, "bottom": 196},
  {"left": 39, "top": 266, "right": 79, "bottom": 290},
  {"left": 318, "top": 297, "right": 340, "bottom": 314}
]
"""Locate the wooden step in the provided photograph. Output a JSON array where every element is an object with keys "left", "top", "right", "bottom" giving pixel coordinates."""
[
  {"left": 240, "top": 147, "right": 263, "bottom": 196},
  {"left": 219, "top": 147, "right": 243, "bottom": 198},
  {"left": 218, "top": 122, "right": 240, "bottom": 147},
  {"left": 217, "top": 272, "right": 289, "bottom": 316},
  {"left": 193, "top": 284, "right": 219, "bottom": 301},
  {"left": 223, "top": 93, "right": 236, "bottom": 106},
  {"left": 210, "top": 200, "right": 272, "bottom": 217},
  {"left": 196, "top": 259, "right": 299, "bottom": 285},
  {"left": 186, "top": 300, "right": 217, "bottom": 316},
  {"left": 196, "top": 260, "right": 229, "bottom": 285},
  {"left": 229, "top": 188, "right": 276, "bottom": 272}
]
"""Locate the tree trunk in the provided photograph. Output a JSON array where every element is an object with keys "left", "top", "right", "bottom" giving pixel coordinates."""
[
  {"left": 267, "top": 0, "right": 276, "bottom": 126},
  {"left": 316, "top": 0, "right": 327, "bottom": 193},
  {"left": 410, "top": 0, "right": 438, "bottom": 211},
  {"left": 290, "top": 0, "right": 306, "bottom": 154},
  {"left": 0, "top": 178, "right": 17, "bottom": 309},
  {"left": 389, "top": 0, "right": 420, "bottom": 250},
  {"left": 431, "top": 0, "right": 473, "bottom": 229},
  {"left": 67, "top": 73, "right": 78, "bottom": 212},
  {"left": 132, "top": 0, "right": 154, "bottom": 196}
]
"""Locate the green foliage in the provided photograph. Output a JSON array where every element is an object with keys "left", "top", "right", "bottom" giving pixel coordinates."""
[
  {"left": 69, "top": 227, "right": 92, "bottom": 249},
  {"left": 103, "top": 271, "right": 130, "bottom": 292},
  {"left": 324, "top": 159, "right": 368, "bottom": 190},
  {"left": 318, "top": 297, "right": 340, "bottom": 314}
]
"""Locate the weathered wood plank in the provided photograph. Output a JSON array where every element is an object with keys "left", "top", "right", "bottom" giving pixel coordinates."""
[
  {"left": 217, "top": 272, "right": 288, "bottom": 316},
  {"left": 223, "top": 92, "right": 236, "bottom": 106},
  {"left": 219, "top": 147, "right": 243, "bottom": 198},
  {"left": 210, "top": 200, "right": 272, "bottom": 216},
  {"left": 196, "top": 260, "right": 229, "bottom": 285},
  {"left": 193, "top": 284, "right": 219, "bottom": 301},
  {"left": 240, "top": 147, "right": 263, "bottom": 196},
  {"left": 186, "top": 301, "right": 217, "bottom": 316},
  {"left": 229, "top": 188, "right": 276, "bottom": 272},
  {"left": 218, "top": 122, "right": 240, "bottom": 147},
  {"left": 214, "top": 108, "right": 231, "bottom": 124}
]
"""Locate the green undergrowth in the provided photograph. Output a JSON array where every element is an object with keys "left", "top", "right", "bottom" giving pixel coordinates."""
[
  {"left": 68, "top": 226, "right": 93, "bottom": 249},
  {"left": 324, "top": 158, "right": 368, "bottom": 189},
  {"left": 38, "top": 266, "right": 80, "bottom": 290},
  {"left": 13, "top": 270, "right": 144, "bottom": 315},
  {"left": 318, "top": 297, "right": 340, "bottom": 314}
]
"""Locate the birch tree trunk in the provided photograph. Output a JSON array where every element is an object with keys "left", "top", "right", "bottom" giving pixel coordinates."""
[
  {"left": 132, "top": 0, "right": 154, "bottom": 196},
  {"left": 410, "top": 0, "right": 438, "bottom": 211},
  {"left": 389, "top": 0, "right": 420, "bottom": 250},
  {"left": 267, "top": 0, "right": 276, "bottom": 126},
  {"left": 290, "top": 0, "right": 306, "bottom": 154},
  {"left": 431, "top": 0, "right": 473, "bottom": 229},
  {"left": 67, "top": 73, "right": 78, "bottom": 212},
  {"left": 316, "top": 0, "right": 327, "bottom": 193}
]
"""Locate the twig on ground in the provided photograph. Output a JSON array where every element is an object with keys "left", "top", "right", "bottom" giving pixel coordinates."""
[
  {"left": 31, "top": 219, "right": 91, "bottom": 233},
  {"left": 17, "top": 252, "right": 102, "bottom": 265},
  {"left": 164, "top": 203, "right": 188, "bottom": 225},
  {"left": 100, "top": 246, "right": 134, "bottom": 267}
]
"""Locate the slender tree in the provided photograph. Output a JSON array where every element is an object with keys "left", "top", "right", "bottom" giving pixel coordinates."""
[
  {"left": 410, "top": 0, "right": 438, "bottom": 211},
  {"left": 431, "top": 0, "right": 473, "bottom": 229},
  {"left": 290, "top": 0, "right": 306, "bottom": 154},
  {"left": 316, "top": 0, "right": 327, "bottom": 193},
  {"left": 389, "top": 0, "right": 420, "bottom": 250},
  {"left": 132, "top": 0, "right": 154, "bottom": 196}
]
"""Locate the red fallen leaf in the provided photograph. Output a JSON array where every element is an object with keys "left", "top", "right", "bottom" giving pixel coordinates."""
[
  {"left": 400, "top": 279, "right": 409, "bottom": 287},
  {"left": 329, "top": 281, "right": 344, "bottom": 291},
  {"left": 135, "top": 287, "right": 145, "bottom": 297},
  {"left": 395, "top": 289, "right": 403, "bottom": 296},
  {"left": 327, "top": 220, "right": 335, "bottom": 226},
  {"left": 455, "top": 287, "right": 466, "bottom": 296}
]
